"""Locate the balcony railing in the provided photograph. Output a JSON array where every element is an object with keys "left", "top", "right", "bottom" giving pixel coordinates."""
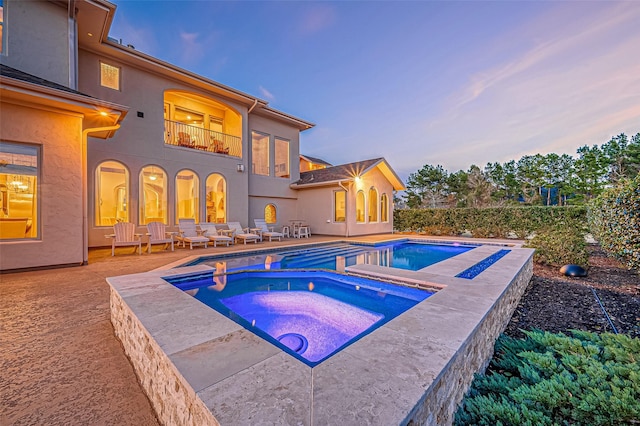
[{"left": 164, "top": 120, "right": 242, "bottom": 158}]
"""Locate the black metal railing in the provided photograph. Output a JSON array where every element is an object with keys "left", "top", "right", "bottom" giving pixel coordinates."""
[{"left": 164, "top": 120, "right": 242, "bottom": 158}]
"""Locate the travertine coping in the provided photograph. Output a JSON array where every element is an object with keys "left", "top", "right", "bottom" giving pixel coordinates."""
[{"left": 107, "top": 242, "right": 534, "bottom": 425}]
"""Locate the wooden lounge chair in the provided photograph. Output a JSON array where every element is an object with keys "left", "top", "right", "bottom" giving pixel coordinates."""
[
  {"left": 107, "top": 222, "right": 142, "bottom": 256},
  {"left": 146, "top": 221, "right": 175, "bottom": 254},
  {"left": 199, "top": 223, "right": 233, "bottom": 247},
  {"left": 253, "top": 219, "right": 283, "bottom": 242},
  {"left": 177, "top": 219, "right": 209, "bottom": 249},
  {"left": 227, "top": 221, "right": 260, "bottom": 245}
]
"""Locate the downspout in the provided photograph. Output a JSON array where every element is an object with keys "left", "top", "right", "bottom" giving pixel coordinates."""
[
  {"left": 338, "top": 180, "right": 349, "bottom": 238},
  {"left": 248, "top": 99, "right": 258, "bottom": 114},
  {"left": 81, "top": 123, "right": 122, "bottom": 265}
]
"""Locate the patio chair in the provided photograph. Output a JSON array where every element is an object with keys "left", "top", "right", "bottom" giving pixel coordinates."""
[
  {"left": 107, "top": 222, "right": 142, "bottom": 256},
  {"left": 176, "top": 219, "right": 209, "bottom": 249},
  {"left": 199, "top": 222, "right": 233, "bottom": 247},
  {"left": 253, "top": 219, "right": 283, "bottom": 242},
  {"left": 177, "top": 132, "right": 195, "bottom": 148},
  {"left": 227, "top": 221, "right": 260, "bottom": 245},
  {"left": 146, "top": 221, "right": 175, "bottom": 254}
]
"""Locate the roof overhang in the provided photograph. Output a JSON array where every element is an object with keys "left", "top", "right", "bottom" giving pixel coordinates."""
[
  {"left": 1, "top": 75, "right": 129, "bottom": 138},
  {"left": 291, "top": 159, "right": 405, "bottom": 191},
  {"left": 74, "top": 0, "right": 315, "bottom": 130}
]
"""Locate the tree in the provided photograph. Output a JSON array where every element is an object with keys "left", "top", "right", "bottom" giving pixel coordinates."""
[
  {"left": 466, "top": 165, "right": 494, "bottom": 207},
  {"left": 403, "top": 164, "right": 449, "bottom": 208},
  {"left": 516, "top": 155, "right": 545, "bottom": 204},
  {"left": 601, "top": 133, "right": 640, "bottom": 183},
  {"left": 573, "top": 144, "right": 608, "bottom": 202}
]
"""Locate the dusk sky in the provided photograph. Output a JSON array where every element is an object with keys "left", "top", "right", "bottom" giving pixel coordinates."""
[{"left": 109, "top": 0, "right": 640, "bottom": 182}]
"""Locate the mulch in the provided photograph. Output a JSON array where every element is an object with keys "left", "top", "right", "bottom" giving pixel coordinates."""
[{"left": 504, "top": 245, "right": 640, "bottom": 339}]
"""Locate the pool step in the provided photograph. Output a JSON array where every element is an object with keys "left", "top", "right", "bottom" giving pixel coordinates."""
[{"left": 281, "top": 246, "right": 369, "bottom": 268}]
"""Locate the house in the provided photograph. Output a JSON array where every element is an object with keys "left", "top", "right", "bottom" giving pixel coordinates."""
[{"left": 0, "top": 0, "right": 404, "bottom": 271}]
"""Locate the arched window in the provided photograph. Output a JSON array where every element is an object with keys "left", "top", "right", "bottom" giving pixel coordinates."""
[
  {"left": 356, "top": 190, "right": 365, "bottom": 223},
  {"left": 264, "top": 204, "right": 277, "bottom": 224},
  {"left": 380, "top": 193, "right": 389, "bottom": 222},
  {"left": 368, "top": 187, "right": 378, "bottom": 222},
  {"left": 206, "top": 173, "right": 226, "bottom": 224},
  {"left": 175, "top": 169, "right": 199, "bottom": 223},
  {"left": 140, "top": 165, "right": 167, "bottom": 225},
  {"left": 95, "top": 160, "right": 129, "bottom": 226}
]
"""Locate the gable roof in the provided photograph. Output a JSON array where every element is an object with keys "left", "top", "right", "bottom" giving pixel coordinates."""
[
  {"left": 292, "top": 158, "right": 405, "bottom": 190},
  {"left": 300, "top": 154, "right": 332, "bottom": 167}
]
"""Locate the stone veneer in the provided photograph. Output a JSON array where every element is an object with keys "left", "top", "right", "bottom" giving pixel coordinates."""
[{"left": 108, "top": 242, "right": 533, "bottom": 425}]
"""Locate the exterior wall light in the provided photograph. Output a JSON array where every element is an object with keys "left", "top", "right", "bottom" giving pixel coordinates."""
[{"left": 237, "top": 164, "right": 245, "bottom": 173}]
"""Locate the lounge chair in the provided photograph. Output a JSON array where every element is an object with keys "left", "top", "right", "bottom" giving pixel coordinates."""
[
  {"left": 107, "top": 222, "right": 142, "bottom": 256},
  {"left": 146, "top": 221, "right": 175, "bottom": 254},
  {"left": 253, "top": 219, "right": 283, "bottom": 242},
  {"left": 227, "top": 221, "right": 260, "bottom": 245},
  {"left": 199, "top": 222, "right": 233, "bottom": 247},
  {"left": 177, "top": 219, "right": 209, "bottom": 249}
]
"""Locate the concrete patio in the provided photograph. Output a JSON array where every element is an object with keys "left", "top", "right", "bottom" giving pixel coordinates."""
[
  {"left": 2, "top": 233, "right": 530, "bottom": 425},
  {"left": 1, "top": 235, "right": 341, "bottom": 425}
]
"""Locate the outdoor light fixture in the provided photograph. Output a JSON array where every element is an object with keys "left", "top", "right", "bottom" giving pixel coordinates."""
[{"left": 237, "top": 164, "right": 245, "bottom": 173}]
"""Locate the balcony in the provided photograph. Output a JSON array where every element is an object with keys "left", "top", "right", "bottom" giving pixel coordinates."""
[{"left": 164, "top": 120, "right": 242, "bottom": 158}]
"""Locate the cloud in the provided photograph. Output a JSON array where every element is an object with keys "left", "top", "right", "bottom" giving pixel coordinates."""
[
  {"left": 449, "top": 3, "right": 638, "bottom": 110},
  {"left": 297, "top": 5, "right": 336, "bottom": 35},
  {"left": 178, "top": 31, "right": 206, "bottom": 65},
  {"left": 259, "top": 86, "right": 275, "bottom": 100}
]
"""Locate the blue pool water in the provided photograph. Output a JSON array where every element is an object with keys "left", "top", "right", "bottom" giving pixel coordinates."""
[
  {"left": 167, "top": 271, "right": 432, "bottom": 366},
  {"left": 185, "top": 241, "right": 475, "bottom": 273}
]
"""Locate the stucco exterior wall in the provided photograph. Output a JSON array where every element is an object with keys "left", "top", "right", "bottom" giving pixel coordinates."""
[
  {"left": 296, "top": 167, "right": 395, "bottom": 237},
  {"left": 0, "top": 103, "right": 84, "bottom": 270},
  {"left": 78, "top": 50, "right": 252, "bottom": 246},
  {"left": 1, "top": 0, "right": 72, "bottom": 87}
]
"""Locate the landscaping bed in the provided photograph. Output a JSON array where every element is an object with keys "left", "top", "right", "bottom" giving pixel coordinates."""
[{"left": 504, "top": 244, "right": 640, "bottom": 339}]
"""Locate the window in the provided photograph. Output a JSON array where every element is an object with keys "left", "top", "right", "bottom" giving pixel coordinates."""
[
  {"left": 0, "top": 0, "right": 5, "bottom": 55},
  {"left": 251, "top": 131, "right": 269, "bottom": 176},
  {"left": 206, "top": 173, "right": 226, "bottom": 224},
  {"left": 274, "top": 138, "right": 289, "bottom": 178},
  {"left": 380, "top": 193, "right": 389, "bottom": 222},
  {"left": 140, "top": 165, "right": 167, "bottom": 225},
  {"left": 368, "top": 187, "right": 378, "bottom": 222},
  {"left": 356, "top": 190, "right": 365, "bottom": 223},
  {"left": 100, "top": 62, "right": 120, "bottom": 90},
  {"left": 175, "top": 170, "right": 199, "bottom": 223},
  {"left": 265, "top": 204, "right": 276, "bottom": 224},
  {"left": 0, "top": 142, "right": 38, "bottom": 239},
  {"left": 334, "top": 190, "right": 346, "bottom": 222},
  {"left": 95, "top": 160, "right": 129, "bottom": 226}
]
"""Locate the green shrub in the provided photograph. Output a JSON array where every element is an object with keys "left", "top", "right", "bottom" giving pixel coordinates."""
[
  {"left": 455, "top": 330, "right": 640, "bottom": 425},
  {"left": 524, "top": 227, "right": 589, "bottom": 267},
  {"left": 393, "top": 206, "right": 588, "bottom": 239},
  {"left": 588, "top": 174, "right": 640, "bottom": 273}
]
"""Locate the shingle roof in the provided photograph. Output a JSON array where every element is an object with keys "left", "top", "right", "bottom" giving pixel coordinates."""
[
  {"left": 0, "top": 64, "right": 87, "bottom": 96},
  {"left": 300, "top": 154, "right": 332, "bottom": 167},
  {"left": 295, "top": 158, "right": 384, "bottom": 185}
]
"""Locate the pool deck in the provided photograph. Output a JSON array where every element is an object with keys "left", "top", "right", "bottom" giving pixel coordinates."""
[
  {"left": 1, "top": 233, "right": 530, "bottom": 425},
  {"left": 104, "top": 234, "right": 532, "bottom": 425}
]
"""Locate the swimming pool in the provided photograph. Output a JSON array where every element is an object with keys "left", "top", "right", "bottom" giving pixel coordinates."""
[
  {"left": 166, "top": 270, "right": 432, "bottom": 366},
  {"left": 183, "top": 240, "right": 476, "bottom": 273}
]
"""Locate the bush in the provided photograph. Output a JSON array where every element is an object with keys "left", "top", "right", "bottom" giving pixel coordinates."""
[
  {"left": 393, "top": 206, "right": 588, "bottom": 239},
  {"left": 588, "top": 174, "right": 640, "bottom": 273},
  {"left": 455, "top": 330, "right": 640, "bottom": 425},
  {"left": 524, "top": 227, "right": 589, "bottom": 268}
]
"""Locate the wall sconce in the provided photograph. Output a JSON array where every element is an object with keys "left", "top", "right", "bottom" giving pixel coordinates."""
[{"left": 237, "top": 164, "right": 245, "bottom": 173}]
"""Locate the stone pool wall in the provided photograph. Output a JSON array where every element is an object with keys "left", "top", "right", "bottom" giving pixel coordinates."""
[
  {"left": 108, "top": 245, "right": 534, "bottom": 426},
  {"left": 405, "top": 255, "right": 533, "bottom": 425},
  {"left": 110, "top": 288, "right": 217, "bottom": 426}
]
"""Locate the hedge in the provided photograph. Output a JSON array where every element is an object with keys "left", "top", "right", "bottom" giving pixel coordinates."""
[
  {"left": 393, "top": 206, "right": 588, "bottom": 239},
  {"left": 588, "top": 174, "right": 640, "bottom": 272}
]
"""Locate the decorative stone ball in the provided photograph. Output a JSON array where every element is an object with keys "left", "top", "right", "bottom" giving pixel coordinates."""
[{"left": 560, "top": 264, "right": 588, "bottom": 277}]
